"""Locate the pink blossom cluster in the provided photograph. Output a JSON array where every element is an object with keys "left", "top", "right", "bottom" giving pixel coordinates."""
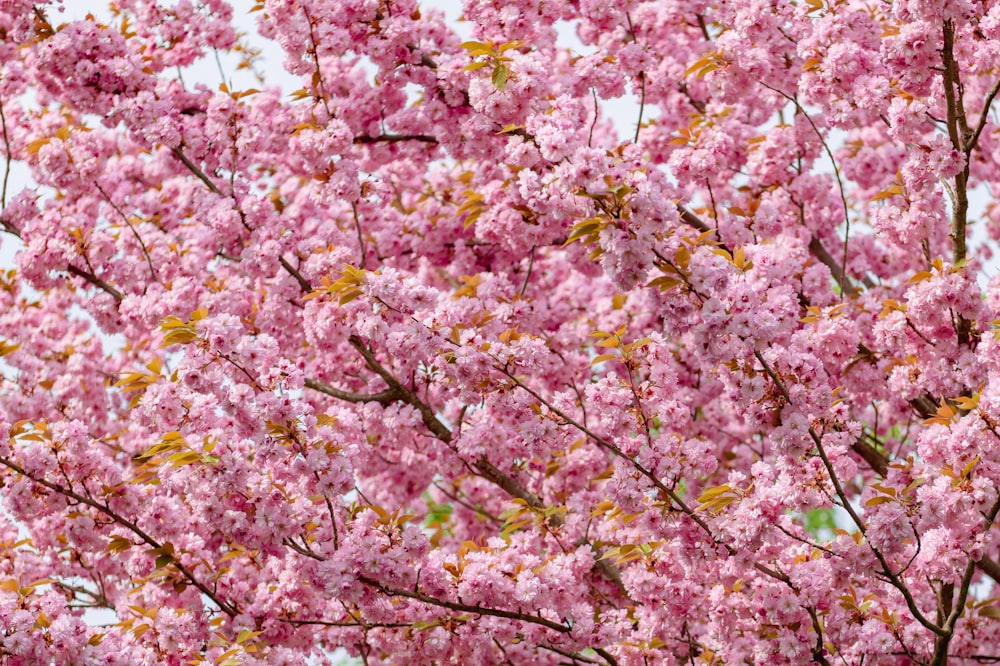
[{"left": 1, "top": 0, "right": 1000, "bottom": 663}]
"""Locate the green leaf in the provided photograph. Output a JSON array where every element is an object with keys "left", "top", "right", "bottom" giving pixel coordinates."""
[
  {"left": 107, "top": 537, "right": 133, "bottom": 554},
  {"left": 647, "top": 276, "right": 683, "bottom": 291},
  {"left": 492, "top": 65, "right": 508, "bottom": 92},
  {"left": 459, "top": 41, "right": 495, "bottom": 57}
]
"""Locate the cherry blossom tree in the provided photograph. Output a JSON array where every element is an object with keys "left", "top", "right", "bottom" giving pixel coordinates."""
[{"left": 4, "top": 0, "right": 1000, "bottom": 663}]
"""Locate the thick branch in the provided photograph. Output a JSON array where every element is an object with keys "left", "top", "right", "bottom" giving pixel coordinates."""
[
  {"left": 932, "top": 497, "right": 1000, "bottom": 665},
  {"left": 170, "top": 147, "right": 223, "bottom": 196},
  {"left": 405, "top": 43, "right": 439, "bottom": 69},
  {"left": 357, "top": 576, "right": 571, "bottom": 634},
  {"left": 348, "top": 334, "right": 454, "bottom": 443},
  {"left": 677, "top": 206, "right": 711, "bottom": 233},
  {"left": 0, "top": 215, "right": 124, "bottom": 301},
  {"left": 753, "top": 351, "right": 946, "bottom": 638},
  {"left": 495, "top": 365, "right": 722, "bottom": 549},
  {"left": 353, "top": 134, "right": 438, "bottom": 145},
  {"left": 305, "top": 349, "right": 549, "bottom": 510},
  {"left": 852, "top": 438, "right": 888, "bottom": 476},
  {"left": 304, "top": 378, "right": 399, "bottom": 404},
  {"left": 279, "top": 256, "right": 312, "bottom": 293},
  {"left": 942, "top": 20, "right": 970, "bottom": 267},
  {"left": 472, "top": 456, "right": 544, "bottom": 508},
  {"left": 304, "top": 347, "right": 627, "bottom": 594},
  {"left": 977, "top": 554, "right": 1000, "bottom": 583},
  {"left": 66, "top": 264, "right": 124, "bottom": 301},
  {"left": 809, "top": 237, "right": 860, "bottom": 295},
  {"left": 281, "top": 618, "right": 411, "bottom": 629}
]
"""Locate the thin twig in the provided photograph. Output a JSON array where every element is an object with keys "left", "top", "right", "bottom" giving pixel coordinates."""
[
  {"left": 967, "top": 77, "right": 1000, "bottom": 152},
  {"left": 170, "top": 147, "right": 223, "bottom": 195},
  {"left": 351, "top": 203, "right": 367, "bottom": 269},
  {"left": 624, "top": 13, "right": 645, "bottom": 144},
  {"left": 752, "top": 351, "right": 946, "bottom": 638},
  {"left": 280, "top": 618, "right": 411, "bottom": 628},
  {"left": 760, "top": 84, "right": 852, "bottom": 300},
  {"left": 0, "top": 456, "right": 238, "bottom": 616},
  {"left": 634, "top": 71, "right": 646, "bottom": 144},
  {"left": 279, "top": 256, "right": 312, "bottom": 293},
  {"left": 0, "top": 94, "right": 10, "bottom": 209},
  {"left": 66, "top": 265, "right": 124, "bottom": 301},
  {"left": 353, "top": 134, "right": 438, "bottom": 144},
  {"left": 494, "top": 364, "right": 722, "bottom": 547},
  {"left": 931, "top": 496, "right": 1000, "bottom": 664},
  {"left": 94, "top": 182, "right": 158, "bottom": 281},
  {"left": 519, "top": 245, "right": 535, "bottom": 297},
  {"left": 589, "top": 88, "right": 599, "bottom": 147},
  {"left": 357, "top": 576, "right": 571, "bottom": 634},
  {"left": 302, "top": 6, "right": 333, "bottom": 119}
]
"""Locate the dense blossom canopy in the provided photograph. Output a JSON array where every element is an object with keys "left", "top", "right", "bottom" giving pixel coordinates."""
[{"left": 3, "top": 0, "right": 1000, "bottom": 663}]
